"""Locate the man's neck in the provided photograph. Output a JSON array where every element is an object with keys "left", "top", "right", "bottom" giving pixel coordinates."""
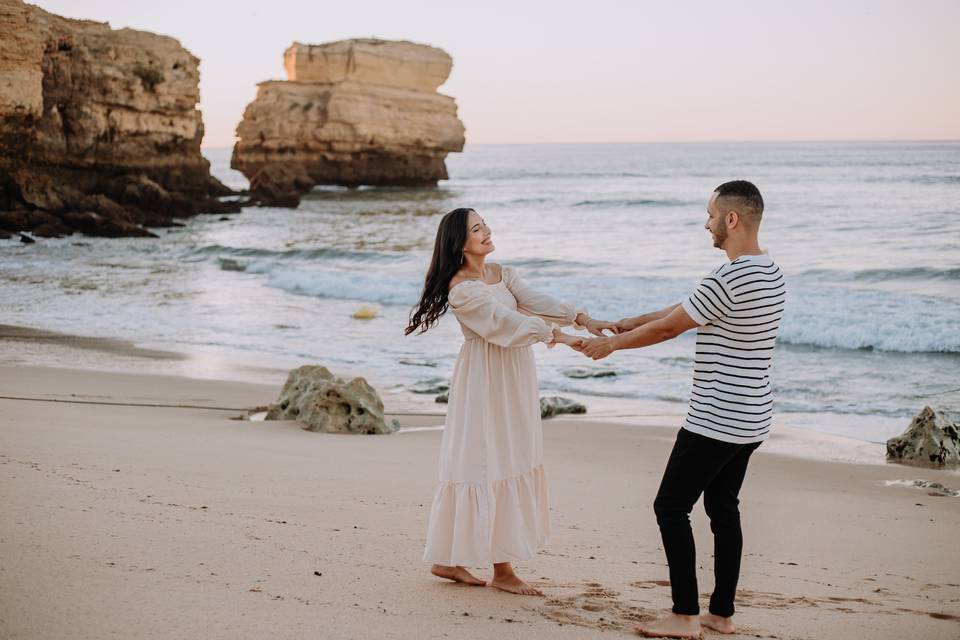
[{"left": 724, "top": 237, "right": 763, "bottom": 261}]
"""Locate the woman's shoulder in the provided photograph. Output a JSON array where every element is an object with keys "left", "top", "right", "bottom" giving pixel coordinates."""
[
  {"left": 448, "top": 278, "right": 488, "bottom": 308},
  {"left": 498, "top": 263, "right": 518, "bottom": 283},
  {"left": 448, "top": 264, "right": 506, "bottom": 291},
  {"left": 448, "top": 271, "right": 477, "bottom": 292}
]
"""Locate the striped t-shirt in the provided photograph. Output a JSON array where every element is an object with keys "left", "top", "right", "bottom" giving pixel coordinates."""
[{"left": 680, "top": 254, "right": 785, "bottom": 444}]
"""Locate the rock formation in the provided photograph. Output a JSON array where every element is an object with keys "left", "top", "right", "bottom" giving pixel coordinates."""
[
  {"left": 266, "top": 365, "right": 399, "bottom": 434},
  {"left": 434, "top": 393, "right": 588, "bottom": 416},
  {"left": 0, "top": 0, "right": 236, "bottom": 239},
  {"left": 232, "top": 39, "right": 465, "bottom": 207},
  {"left": 886, "top": 406, "right": 960, "bottom": 468},
  {"left": 562, "top": 367, "right": 618, "bottom": 379},
  {"left": 540, "top": 396, "right": 588, "bottom": 419}
]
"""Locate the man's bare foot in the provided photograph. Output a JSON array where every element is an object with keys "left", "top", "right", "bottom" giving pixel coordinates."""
[
  {"left": 489, "top": 573, "right": 543, "bottom": 596},
  {"left": 430, "top": 565, "right": 486, "bottom": 586},
  {"left": 635, "top": 613, "right": 702, "bottom": 638},
  {"left": 700, "top": 613, "right": 735, "bottom": 634}
]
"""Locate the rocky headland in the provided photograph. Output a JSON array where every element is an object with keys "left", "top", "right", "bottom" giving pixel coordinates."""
[
  {"left": 232, "top": 38, "right": 465, "bottom": 207},
  {"left": 0, "top": 0, "right": 237, "bottom": 239}
]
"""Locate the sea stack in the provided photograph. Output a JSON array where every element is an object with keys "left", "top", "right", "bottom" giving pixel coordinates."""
[
  {"left": 232, "top": 39, "right": 466, "bottom": 207},
  {"left": 0, "top": 0, "right": 235, "bottom": 239}
]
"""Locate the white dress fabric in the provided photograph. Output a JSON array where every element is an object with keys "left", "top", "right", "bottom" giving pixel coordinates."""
[{"left": 423, "top": 265, "right": 584, "bottom": 567}]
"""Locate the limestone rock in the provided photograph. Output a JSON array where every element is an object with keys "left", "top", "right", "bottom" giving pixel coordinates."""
[
  {"left": 562, "top": 367, "right": 617, "bottom": 379},
  {"left": 266, "top": 365, "right": 399, "bottom": 434},
  {"left": 0, "top": 0, "right": 235, "bottom": 237},
  {"left": 886, "top": 406, "right": 960, "bottom": 468},
  {"left": 284, "top": 40, "right": 452, "bottom": 92},
  {"left": 410, "top": 378, "right": 449, "bottom": 395},
  {"left": 540, "top": 396, "right": 587, "bottom": 419},
  {"left": 218, "top": 258, "right": 245, "bottom": 272},
  {"left": 232, "top": 38, "right": 465, "bottom": 206}
]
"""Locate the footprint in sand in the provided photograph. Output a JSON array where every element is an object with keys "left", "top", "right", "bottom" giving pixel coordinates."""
[
  {"left": 630, "top": 579, "right": 670, "bottom": 589},
  {"left": 530, "top": 581, "right": 656, "bottom": 632}
]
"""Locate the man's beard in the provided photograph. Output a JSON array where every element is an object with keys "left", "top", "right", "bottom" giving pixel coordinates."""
[{"left": 712, "top": 222, "right": 728, "bottom": 248}]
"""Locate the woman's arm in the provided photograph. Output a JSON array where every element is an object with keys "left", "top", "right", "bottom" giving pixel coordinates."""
[
  {"left": 503, "top": 266, "right": 614, "bottom": 336},
  {"left": 450, "top": 281, "right": 557, "bottom": 348}
]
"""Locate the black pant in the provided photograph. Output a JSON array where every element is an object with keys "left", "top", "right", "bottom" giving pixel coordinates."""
[{"left": 653, "top": 428, "right": 761, "bottom": 617}]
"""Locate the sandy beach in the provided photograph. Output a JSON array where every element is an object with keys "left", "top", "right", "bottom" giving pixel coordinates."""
[
  {"left": 2, "top": 348, "right": 959, "bottom": 640},
  {"left": 2, "top": 1, "right": 957, "bottom": 637}
]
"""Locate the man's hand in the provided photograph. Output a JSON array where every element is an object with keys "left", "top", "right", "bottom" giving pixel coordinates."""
[{"left": 579, "top": 336, "right": 617, "bottom": 360}]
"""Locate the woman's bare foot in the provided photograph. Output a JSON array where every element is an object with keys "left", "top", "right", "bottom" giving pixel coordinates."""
[
  {"left": 430, "top": 565, "right": 486, "bottom": 586},
  {"left": 490, "top": 562, "right": 543, "bottom": 596},
  {"left": 490, "top": 574, "right": 543, "bottom": 595},
  {"left": 700, "top": 613, "right": 735, "bottom": 634},
  {"left": 635, "top": 613, "right": 702, "bottom": 638}
]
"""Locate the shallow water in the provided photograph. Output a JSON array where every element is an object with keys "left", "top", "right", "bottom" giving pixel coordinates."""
[{"left": 2, "top": 142, "right": 958, "bottom": 442}]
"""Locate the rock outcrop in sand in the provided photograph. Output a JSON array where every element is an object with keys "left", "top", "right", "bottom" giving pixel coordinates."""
[
  {"left": 232, "top": 39, "right": 465, "bottom": 207},
  {"left": 540, "top": 396, "right": 588, "bottom": 419},
  {"left": 0, "top": 0, "right": 236, "bottom": 239},
  {"left": 886, "top": 406, "right": 960, "bottom": 468},
  {"left": 266, "top": 365, "right": 399, "bottom": 434}
]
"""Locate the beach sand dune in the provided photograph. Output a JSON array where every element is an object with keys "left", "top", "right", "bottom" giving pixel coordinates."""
[{"left": 1, "top": 366, "right": 958, "bottom": 639}]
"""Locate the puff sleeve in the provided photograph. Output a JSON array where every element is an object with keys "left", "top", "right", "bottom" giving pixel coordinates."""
[
  {"left": 449, "top": 280, "right": 557, "bottom": 348},
  {"left": 502, "top": 266, "right": 588, "bottom": 329}
]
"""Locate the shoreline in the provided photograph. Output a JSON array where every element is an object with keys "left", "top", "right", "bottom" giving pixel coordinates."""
[
  {"left": 1, "top": 364, "right": 958, "bottom": 639},
  {"left": 0, "top": 322, "right": 933, "bottom": 469}
]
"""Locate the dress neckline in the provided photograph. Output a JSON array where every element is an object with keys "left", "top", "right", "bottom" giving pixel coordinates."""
[{"left": 450, "top": 277, "right": 505, "bottom": 291}]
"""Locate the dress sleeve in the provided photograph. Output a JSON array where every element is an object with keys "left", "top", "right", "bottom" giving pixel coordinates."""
[
  {"left": 502, "top": 265, "right": 588, "bottom": 329},
  {"left": 449, "top": 280, "right": 556, "bottom": 348}
]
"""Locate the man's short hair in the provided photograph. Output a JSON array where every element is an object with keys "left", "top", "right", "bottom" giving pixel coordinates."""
[{"left": 714, "top": 180, "right": 764, "bottom": 222}]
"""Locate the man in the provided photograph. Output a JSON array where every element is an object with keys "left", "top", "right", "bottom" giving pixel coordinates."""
[{"left": 578, "top": 180, "right": 784, "bottom": 638}]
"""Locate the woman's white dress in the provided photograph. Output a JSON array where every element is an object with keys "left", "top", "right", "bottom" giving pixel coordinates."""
[{"left": 422, "top": 265, "right": 584, "bottom": 567}]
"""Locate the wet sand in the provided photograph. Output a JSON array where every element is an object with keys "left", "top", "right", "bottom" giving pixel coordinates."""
[{"left": 1, "top": 362, "right": 958, "bottom": 639}]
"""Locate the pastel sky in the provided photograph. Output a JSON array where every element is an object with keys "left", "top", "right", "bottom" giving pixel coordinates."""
[{"left": 34, "top": 0, "right": 960, "bottom": 147}]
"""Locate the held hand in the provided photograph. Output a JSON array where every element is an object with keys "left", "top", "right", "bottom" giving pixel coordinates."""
[
  {"left": 585, "top": 318, "right": 617, "bottom": 337},
  {"left": 611, "top": 318, "right": 633, "bottom": 335},
  {"left": 552, "top": 327, "right": 584, "bottom": 349},
  {"left": 580, "top": 336, "right": 616, "bottom": 360}
]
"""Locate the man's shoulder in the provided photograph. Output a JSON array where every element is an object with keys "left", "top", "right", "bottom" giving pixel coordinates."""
[{"left": 714, "top": 254, "right": 779, "bottom": 278}]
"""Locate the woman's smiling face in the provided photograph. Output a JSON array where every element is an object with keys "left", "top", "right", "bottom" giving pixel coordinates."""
[{"left": 463, "top": 209, "right": 494, "bottom": 258}]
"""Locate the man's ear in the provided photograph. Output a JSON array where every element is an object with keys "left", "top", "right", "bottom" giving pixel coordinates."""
[{"left": 726, "top": 211, "right": 740, "bottom": 230}]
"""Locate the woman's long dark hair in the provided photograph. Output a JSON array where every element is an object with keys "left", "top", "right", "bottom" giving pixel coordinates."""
[{"left": 405, "top": 208, "right": 474, "bottom": 335}]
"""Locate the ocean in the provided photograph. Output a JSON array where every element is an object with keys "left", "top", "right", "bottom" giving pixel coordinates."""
[{"left": 2, "top": 142, "right": 958, "bottom": 443}]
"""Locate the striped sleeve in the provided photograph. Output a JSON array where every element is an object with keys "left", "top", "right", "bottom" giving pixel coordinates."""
[{"left": 681, "top": 272, "right": 735, "bottom": 326}]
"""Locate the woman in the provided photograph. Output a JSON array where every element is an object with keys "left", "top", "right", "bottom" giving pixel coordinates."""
[{"left": 406, "top": 207, "right": 612, "bottom": 595}]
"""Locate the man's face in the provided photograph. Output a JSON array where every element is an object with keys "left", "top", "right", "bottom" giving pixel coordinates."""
[{"left": 705, "top": 193, "right": 728, "bottom": 249}]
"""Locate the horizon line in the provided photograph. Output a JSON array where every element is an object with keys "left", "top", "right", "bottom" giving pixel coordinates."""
[{"left": 201, "top": 138, "right": 960, "bottom": 150}]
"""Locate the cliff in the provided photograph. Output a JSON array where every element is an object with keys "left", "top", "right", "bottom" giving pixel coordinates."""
[
  {"left": 232, "top": 39, "right": 465, "bottom": 207},
  {"left": 0, "top": 0, "right": 236, "bottom": 239}
]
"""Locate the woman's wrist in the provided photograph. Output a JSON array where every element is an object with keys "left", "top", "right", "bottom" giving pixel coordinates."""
[{"left": 548, "top": 324, "right": 562, "bottom": 347}]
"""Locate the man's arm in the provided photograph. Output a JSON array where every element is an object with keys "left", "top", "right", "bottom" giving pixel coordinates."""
[
  {"left": 615, "top": 303, "right": 681, "bottom": 333},
  {"left": 580, "top": 305, "right": 699, "bottom": 359}
]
